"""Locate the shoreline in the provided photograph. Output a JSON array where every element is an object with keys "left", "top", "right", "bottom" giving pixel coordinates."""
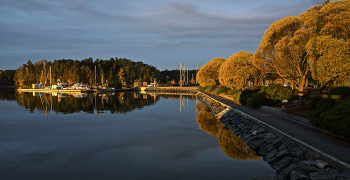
[{"left": 144, "top": 87, "right": 350, "bottom": 179}]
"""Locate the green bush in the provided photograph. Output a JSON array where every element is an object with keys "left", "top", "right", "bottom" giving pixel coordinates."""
[
  {"left": 246, "top": 93, "right": 273, "bottom": 108},
  {"left": 198, "top": 85, "right": 208, "bottom": 90},
  {"left": 308, "top": 98, "right": 336, "bottom": 126},
  {"left": 227, "top": 88, "right": 240, "bottom": 95},
  {"left": 213, "top": 86, "right": 230, "bottom": 95},
  {"left": 259, "top": 83, "right": 297, "bottom": 101},
  {"left": 206, "top": 85, "right": 216, "bottom": 92},
  {"left": 239, "top": 89, "right": 259, "bottom": 105},
  {"left": 233, "top": 91, "right": 241, "bottom": 104},
  {"left": 159, "top": 83, "right": 172, "bottom": 87},
  {"left": 328, "top": 86, "right": 350, "bottom": 97},
  {"left": 316, "top": 99, "right": 350, "bottom": 139}
]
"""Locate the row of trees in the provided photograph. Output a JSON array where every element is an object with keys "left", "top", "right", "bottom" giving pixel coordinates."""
[
  {"left": 197, "top": 0, "right": 350, "bottom": 103},
  {"left": 13, "top": 57, "right": 160, "bottom": 88}
]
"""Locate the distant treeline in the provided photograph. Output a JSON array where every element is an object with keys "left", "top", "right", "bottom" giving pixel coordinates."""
[
  {"left": 12, "top": 57, "right": 161, "bottom": 88},
  {"left": 1, "top": 57, "right": 198, "bottom": 88}
]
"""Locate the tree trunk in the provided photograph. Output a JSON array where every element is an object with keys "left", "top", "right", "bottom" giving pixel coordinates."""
[{"left": 297, "top": 86, "right": 304, "bottom": 107}]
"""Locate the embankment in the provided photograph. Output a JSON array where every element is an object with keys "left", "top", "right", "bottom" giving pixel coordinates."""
[{"left": 146, "top": 87, "right": 350, "bottom": 180}]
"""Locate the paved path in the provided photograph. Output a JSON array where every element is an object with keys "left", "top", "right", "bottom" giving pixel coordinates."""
[{"left": 198, "top": 90, "right": 350, "bottom": 166}]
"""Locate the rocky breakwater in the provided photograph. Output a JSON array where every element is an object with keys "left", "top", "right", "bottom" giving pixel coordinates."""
[
  {"left": 195, "top": 92, "right": 228, "bottom": 116},
  {"left": 195, "top": 91, "right": 350, "bottom": 180}
]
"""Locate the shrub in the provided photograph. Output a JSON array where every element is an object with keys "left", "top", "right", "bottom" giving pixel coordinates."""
[
  {"left": 206, "top": 85, "right": 216, "bottom": 92},
  {"left": 213, "top": 86, "right": 230, "bottom": 95},
  {"left": 227, "top": 88, "right": 240, "bottom": 95},
  {"left": 316, "top": 99, "right": 350, "bottom": 139},
  {"left": 259, "top": 83, "right": 297, "bottom": 101},
  {"left": 328, "top": 86, "right": 350, "bottom": 97},
  {"left": 233, "top": 91, "right": 241, "bottom": 104},
  {"left": 308, "top": 98, "right": 336, "bottom": 126},
  {"left": 159, "top": 83, "right": 172, "bottom": 87},
  {"left": 239, "top": 89, "right": 256, "bottom": 105},
  {"left": 246, "top": 93, "right": 272, "bottom": 108},
  {"left": 198, "top": 85, "right": 208, "bottom": 90}
]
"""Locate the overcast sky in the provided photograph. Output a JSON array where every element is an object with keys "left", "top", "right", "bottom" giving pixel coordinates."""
[{"left": 0, "top": 0, "right": 326, "bottom": 70}]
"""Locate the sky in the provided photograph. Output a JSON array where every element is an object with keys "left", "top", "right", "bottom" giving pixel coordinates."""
[{"left": 0, "top": 0, "right": 327, "bottom": 71}]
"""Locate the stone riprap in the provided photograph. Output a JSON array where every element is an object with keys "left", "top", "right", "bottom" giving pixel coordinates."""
[
  {"left": 195, "top": 92, "right": 228, "bottom": 115},
  {"left": 195, "top": 91, "right": 349, "bottom": 180}
]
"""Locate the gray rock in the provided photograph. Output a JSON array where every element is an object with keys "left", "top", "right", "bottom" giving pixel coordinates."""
[
  {"left": 283, "top": 139, "right": 295, "bottom": 150},
  {"left": 241, "top": 134, "right": 251, "bottom": 141},
  {"left": 256, "top": 127, "right": 267, "bottom": 134},
  {"left": 279, "top": 144, "right": 287, "bottom": 151},
  {"left": 289, "top": 147, "right": 303, "bottom": 158},
  {"left": 237, "top": 122, "right": 246, "bottom": 128},
  {"left": 278, "top": 163, "right": 299, "bottom": 180},
  {"left": 276, "top": 148, "right": 288, "bottom": 160},
  {"left": 267, "top": 143, "right": 275, "bottom": 152},
  {"left": 272, "top": 156, "right": 293, "bottom": 174},
  {"left": 291, "top": 170, "right": 310, "bottom": 180},
  {"left": 300, "top": 160, "right": 316, "bottom": 166},
  {"left": 241, "top": 124, "right": 252, "bottom": 132},
  {"left": 248, "top": 139, "right": 265, "bottom": 150},
  {"left": 264, "top": 133, "right": 278, "bottom": 143},
  {"left": 248, "top": 124, "right": 260, "bottom": 134},
  {"left": 336, "top": 170, "right": 350, "bottom": 180},
  {"left": 258, "top": 142, "right": 268, "bottom": 156},
  {"left": 266, "top": 149, "right": 278, "bottom": 164},
  {"left": 244, "top": 136, "right": 256, "bottom": 144},
  {"left": 272, "top": 137, "right": 283, "bottom": 148},
  {"left": 257, "top": 133, "right": 268, "bottom": 139},
  {"left": 299, "top": 160, "right": 320, "bottom": 173},
  {"left": 309, "top": 168, "right": 338, "bottom": 180},
  {"left": 230, "top": 127, "right": 240, "bottom": 133}
]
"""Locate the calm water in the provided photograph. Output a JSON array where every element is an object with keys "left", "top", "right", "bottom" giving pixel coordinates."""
[{"left": 0, "top": 89, "right": 275, "bottom": 180}]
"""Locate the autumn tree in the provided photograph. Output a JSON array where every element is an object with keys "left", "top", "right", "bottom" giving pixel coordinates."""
[
  {"left": 196, "top": 57, "right": 225, "bottom": 87},
  {"left": 306, "top": 36, "right": 350, "bottom": 86},
  {"left": 252, "top": 15, "right": 313, "bottom": 105},
  {"left": 304, "top": 0, "right": 350, "bottom": 86},
  {"left": 253, "top": 0, "right": 350, "bottom": 106},
  {"left": 219, "top": 51, "right": 253, "bottom": 90}
]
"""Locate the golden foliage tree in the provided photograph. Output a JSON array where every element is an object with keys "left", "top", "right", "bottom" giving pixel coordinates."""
[
  {"left": 219, "top": 51, "right": 252, "bottom": 90},
  {"left": 253, "top": 0, "right": 350, "bottom": 104},
  {"left": 303, "top": 0, "right": 350, "bottom": 86},
  {"left": 306, "top": 36, "right": 350, "bottom": 86},
  {"left": 252, "top": 16, "right": 311, "bottom": 105},
  {"left": 196, "top": 57, "right": 226, "bottom": 87}
]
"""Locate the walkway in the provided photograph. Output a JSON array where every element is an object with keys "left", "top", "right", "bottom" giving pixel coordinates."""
[{"left": 198, "top": 90, "right": 350, "bottom": 166}]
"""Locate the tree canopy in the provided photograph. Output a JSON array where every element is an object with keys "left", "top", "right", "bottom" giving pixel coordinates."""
[
  {"left": 196, "top": 57, "right": 226, "bottom": 87},
  {"left": 14, "top": 58, "right": 160, "bottom": 88},
  {"left": 219, "top": 51, "right": 253, "bottom": 90}
]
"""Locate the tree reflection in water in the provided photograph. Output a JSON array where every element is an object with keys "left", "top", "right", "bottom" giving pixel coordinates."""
[
  {"left": 196, "top": 105, "right": 260, "bottom": 161},
  {"left": 13, "top": 91, "right": 159, "bottom": 114}
]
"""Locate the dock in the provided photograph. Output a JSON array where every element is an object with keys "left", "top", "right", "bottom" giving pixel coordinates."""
[{"left": 17, "top": 88, "right": 94, "bottom": 93}]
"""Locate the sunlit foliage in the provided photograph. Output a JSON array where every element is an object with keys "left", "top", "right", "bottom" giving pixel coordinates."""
[
  {"left": 196, "top": 57, "right": 226, "bottom": 87},
  {"left": 306, "top": 36, "right": 350, "bottom": 86},
  {"left": 219, "top": 51, "right": 254, "bottom": 90},
  {"left": 14, "top": 58, "right": 160, "bottom": 88}
]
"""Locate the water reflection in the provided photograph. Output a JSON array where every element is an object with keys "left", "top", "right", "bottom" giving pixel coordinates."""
[
  {"left": 2, "top": 89, "right": 199, "bottom": 115},
  {"left": 13, "top": 91, "right": 159, "bottom": 114},
  {"left": 196, "top": 105, "right": 260, "bottom": 161}
]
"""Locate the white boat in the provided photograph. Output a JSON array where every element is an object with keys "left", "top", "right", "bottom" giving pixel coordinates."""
[
  {"left": 147, "top": 83, "right": 158, "bottom": 87},
  {"left": 71, "top": 83, "right": 90, "bottom": 90}
]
